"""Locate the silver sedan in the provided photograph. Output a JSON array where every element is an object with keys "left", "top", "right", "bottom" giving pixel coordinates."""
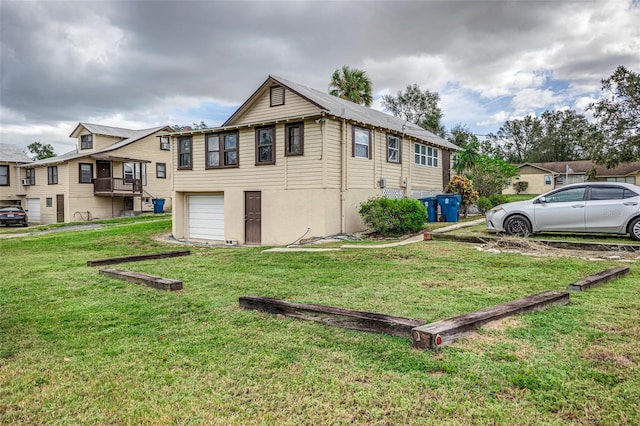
[{"left": 486, "top": 182, "right": 640, "bottom": 240}]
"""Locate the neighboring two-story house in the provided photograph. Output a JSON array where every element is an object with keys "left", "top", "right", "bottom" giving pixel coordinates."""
[
  {"left": 16, "top": 123, "right": 173, "bottom": 224},
  {"left": 170, "top": 75, "right": 459, "bottom": 246},
  {"left": 0, "top": 144, "right": 33, "bottom": 207}
]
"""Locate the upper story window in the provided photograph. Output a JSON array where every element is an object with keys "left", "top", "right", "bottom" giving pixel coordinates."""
[
  {"left": 387, "top": 134, "right": 401, "bottom": 163},
  {"left": 48, "top": 166, "right": 58, "bottom": 185},
  {"left": 26, "top": 168, "right": 35, "bottom": 185},
  {"left": 81, "top": 134, "right": 93, "bottom": 150},
  {"left": 270, "top": 85, "right": 285, "bottom": 107},
  {"left": 256, "top": 126, "right": 275, "bottom": 165},
  {"left": 0, "top": 165, "right": 8, "bottom": 186},
  {"left": 206, "top": 132, "right": 239, "bottom": 168},
  {"left": 285, "top": 122, "right": 304, "bottom": 156},
  {"left": 79, "top": 163, "right": 93, "bottom": 183},
  {"left": 160, "top": 136, "right": 171, "bottom": 151},
  {"left": 156, "top": 163, "right": 166, "bottom": 179},
  {"left": 353, "top": 126, "right": 371, "bottom": 159},
  {"left": 414, "top": 143, "right": 438, "bottom": 167},
  {"left": 178, "top": 136, "right": 192, "bottom": 169}
]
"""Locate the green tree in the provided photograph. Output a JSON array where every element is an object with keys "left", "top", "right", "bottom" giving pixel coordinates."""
[
  {"left": 485, "top": 115, "right": 542, "bottom": 163},
  {"left": 26, "top": 141, "right": 56, "bottom": 160},
  {"left": 172, "top": 121, "right": 209, "bottom": 131},
  {"left": 533, "top": 110, "right": 593, "bottom": 162},
  {"left": 588, "top": 65, "right": 640, "bottom": 166},
  {"left": 381, "top": 83, "right": 445, "bottom": 137},
  {"left": 467, "top": 155, "right": 519, "bottom": 197},
  {"left": 448, "top": 124, "right": 480, "bottom": 174},
  {"left": 329, "top": 65, "right": 373, "bottom": 107}
]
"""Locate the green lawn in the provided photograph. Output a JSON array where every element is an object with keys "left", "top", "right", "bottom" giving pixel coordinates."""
[{"left": 1, "top": 218, "right": 638, "bottom": 425}]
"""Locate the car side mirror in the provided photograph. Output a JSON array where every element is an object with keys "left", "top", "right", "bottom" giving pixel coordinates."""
[{"left": 536, "top": 197, "right": 546, "bottom": 204}]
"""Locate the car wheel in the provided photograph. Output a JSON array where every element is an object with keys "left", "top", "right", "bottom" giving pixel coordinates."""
[
  {"left": 629, "top": 217, "right": 640, "bottom": 241},
  {"left": 504, "top": 215, "right": 532, "bottom": 237}
]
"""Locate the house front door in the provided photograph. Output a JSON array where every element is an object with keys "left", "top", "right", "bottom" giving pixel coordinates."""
[
  {"left": 442, "top": 149, "right": 451, "bottom": 188},
  {"left": 56, "top": 194, "right": 64, "bottom": 223},
  {"left": 97, "top": 161, "right": 111, "bottom": 178},
  {"left": 244, "top": 191, "right": 261, "bottom": 245}
]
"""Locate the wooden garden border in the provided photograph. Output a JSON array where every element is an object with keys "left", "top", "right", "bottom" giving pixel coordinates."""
[
  {"left": 88, "top": 250, "right": 191, "bottom": 266},
  {"left": 566, "top": 266, "right": 630, "bottom": 291},
  {"left": 99, "top": 268, "right": 183, "bottom": 291}
]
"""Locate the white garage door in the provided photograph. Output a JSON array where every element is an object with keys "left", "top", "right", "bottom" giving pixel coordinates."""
[
  {"left": 27, "top": 198, "right": 41, "bottom": 224},
  {"left": 188, "top": 195, "right": 224, "bottom": 240}
]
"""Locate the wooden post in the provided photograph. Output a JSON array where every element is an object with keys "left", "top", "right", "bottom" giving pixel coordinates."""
[
  {"left": 239, "top": 296, "right": 425, "bottom": 337},
  {"left": 88, "top": 250, "right": 191, "bottom": 267},
  {"left": 99, "top": 268, "right": 183, "bottom": 291},
  {"left": 567, "top": 266, "right": 630, "bottom": 291},
  {"left": 411, "top": 290, "right": 570, "bottom": 350}
]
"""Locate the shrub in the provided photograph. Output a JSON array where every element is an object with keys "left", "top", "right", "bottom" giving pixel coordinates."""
[
  {"left": 476, "top": 194, "right": 510, "bottom": 215},
  {"left": 445, "top": 175, "right": 480, "bottom": 218},
  {"left": 513, "top": 181, "right": 529, "bottom": 194},
  {"left": 489, "top": 193, "right": 509, "bottom": 207},
  {"left": 359, "top": 197, "right": 426, "bottom": 237},
  {"left": 476, "top": 197, "right": 493, "bottom": 214}
]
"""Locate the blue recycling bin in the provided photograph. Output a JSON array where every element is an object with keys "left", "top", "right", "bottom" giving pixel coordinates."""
[
  {"left": 436, "top": 194, "right": 462, "bottom": 222},
  {"left": 152, "top": 198, "right": 165, "bottom": 214},
  {"left": 418, "top": 197, "right": 439, "bottom": 222}
]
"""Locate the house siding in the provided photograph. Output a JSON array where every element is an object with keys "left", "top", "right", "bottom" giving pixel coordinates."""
[
  {"left": 171, "top": 76, "right": 451, "bottom": 246},
  {"left": 1, "top": 162, "right": 27, "bottom": 206},
  {"left": 16, "top": 127, "right": 172, "bottom": 224},
  {"left": 231, "top": 87, "right": 322, "bottom": 125}
]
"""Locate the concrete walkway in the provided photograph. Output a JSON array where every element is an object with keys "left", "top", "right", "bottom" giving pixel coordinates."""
[{"left": 262, "top": 218, "right": 485, "bottom": 253}]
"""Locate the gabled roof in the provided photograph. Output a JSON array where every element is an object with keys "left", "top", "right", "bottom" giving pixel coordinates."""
[
  {"left": 69, "top": 122, "right": 144, "bottom": 139},
  {"left": 21, "top": 124, "right": 171, "bottom": 167},
  {"left": 520, "top": 161, "right": 640, "bottom": 177},
  {"left": 0, "top": 144, "right": 33, "bottom": 163},
  {"left": 224, "top": 75, "right": 459, "bottom": 151}
]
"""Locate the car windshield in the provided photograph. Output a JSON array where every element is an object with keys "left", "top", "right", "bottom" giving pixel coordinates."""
[{"left": 0, "top": 207, "right": 24, "bottom": 212}]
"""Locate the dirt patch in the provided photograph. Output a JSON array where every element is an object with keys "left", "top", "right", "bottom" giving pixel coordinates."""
[{"left": 477, "top": 237, "right": 640, "bottom": 261}]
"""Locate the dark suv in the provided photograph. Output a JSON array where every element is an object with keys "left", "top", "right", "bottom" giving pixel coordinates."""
[{"left": 0, "top": 206, "right": 28, "bottom": 227}]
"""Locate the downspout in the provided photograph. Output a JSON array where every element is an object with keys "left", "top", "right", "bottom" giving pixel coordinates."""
[{"left": 341, "top": 119, "right": 347, "bottom": 233}]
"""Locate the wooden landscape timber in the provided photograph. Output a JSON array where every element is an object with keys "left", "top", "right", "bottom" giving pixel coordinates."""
[
  {"left": 567, "top": 266, "right": 630, "bottom": 291},
  {"left": 99, "top": 268, "right": 183, "bottom": 291},
  {"left": 87, "top": 250, "right": 191, "bottom": 266},
  {"left": 239, "top": 296, "right": 425, "bottom": 337},
  {"left": 411, "top": 290, "right": 570, "bottom": 350},
  {"left": 434, "top": 233, "right": 640, "bottom": 252}
]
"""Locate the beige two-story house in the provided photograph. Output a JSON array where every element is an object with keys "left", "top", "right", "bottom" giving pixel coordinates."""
[
  {"left": 0, "top": 144, "right": 33, "bottom": 206},
  {"left": 170, "top": 75, "right": 459, "bottom": 246},
  {"left": 16, "top": 123, "right": 173, "bottom": 224}
]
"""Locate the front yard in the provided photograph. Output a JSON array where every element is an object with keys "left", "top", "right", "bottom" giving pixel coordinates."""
[{"left": 1, "top": 218, "right": 638, "bottom": 424}]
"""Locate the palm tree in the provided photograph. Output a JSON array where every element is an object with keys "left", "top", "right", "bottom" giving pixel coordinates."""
[{"left": 329, "top": 66, "right": 373, "bottom": 107}]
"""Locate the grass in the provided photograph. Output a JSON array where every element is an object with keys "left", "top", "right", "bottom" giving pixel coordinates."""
[{"left": 1, "top": 218, "right": 639, "bottom": 424}]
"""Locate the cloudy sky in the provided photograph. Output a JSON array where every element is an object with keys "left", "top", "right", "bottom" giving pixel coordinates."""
[{"left": 1, "top": 0, "right": 639, "bottom": 155}]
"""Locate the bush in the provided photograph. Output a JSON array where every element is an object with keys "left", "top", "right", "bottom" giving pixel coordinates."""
[
  {"left": 489, "top": 193, "right": 509, "bottom": 207},
  {"left": 445, "top": 175, "right": 480, "bottom": 218},
  {"left": 359, "top": 197, "right": 426, "bottom": 237},
  {"left": 476, "top": 197, "right": 493, "bottom": 214},
  {"left": 476, "top": 194, "right": 510, "bottom": 215},
  {"left": 513, "top": 181, "right": 529, "bottom": 194}
]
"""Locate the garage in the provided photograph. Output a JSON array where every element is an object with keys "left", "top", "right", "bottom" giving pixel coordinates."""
[
  {"left": 26, "top": 198, "right": 41, "bottom": 224},
  {"left": 188, "top": 195, "right": 224, "bottom": 240}
]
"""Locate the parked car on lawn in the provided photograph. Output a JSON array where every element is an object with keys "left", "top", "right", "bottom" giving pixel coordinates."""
[
  {"left": 0, "top": 206, "right": 28, "bottom": 227},
  {"left": 486, "top": 182, "right": 640, "bottom": 240}
]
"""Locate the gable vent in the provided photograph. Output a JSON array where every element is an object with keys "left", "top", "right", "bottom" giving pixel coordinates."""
[{"left": 270, "top": 85, "right": 285, "bottom": 107}]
